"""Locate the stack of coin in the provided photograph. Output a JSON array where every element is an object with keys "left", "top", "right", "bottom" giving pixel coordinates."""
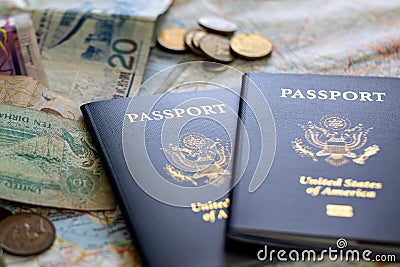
[
  {"left": 157, "top": 16, "right": 273, "bottom": 63},
  {"left": 0, "top": 208, "right": 56, "bottom": 266}
]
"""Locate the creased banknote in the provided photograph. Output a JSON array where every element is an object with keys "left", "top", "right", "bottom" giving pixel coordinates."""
[
  {"left": 0, "top": 103, "right": 115, "bottom": 210},
  {"left": 17, "top": 0, "right": 172, "bottom": 102},
  {"left": 0, "top": 75, "right": 80, "bottom": 120},
  {"left": 0, "top": 13, "right": 49, "bottom": 87},
  {"left": 0, "top": 0, "right": 26, "bottom": 16}
]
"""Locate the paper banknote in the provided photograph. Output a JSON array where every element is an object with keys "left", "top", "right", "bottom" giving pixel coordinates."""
[
  {"left": 0, "top": 0, "right": 26, "bottom": 16},
  {"left": 16, "top": 0, "right": 172, "bottom": 102},
  {"left": 0, "top": 75, "right": 80, "bottom": 120},
  {"left": 0, "top": 13, "right": 49, "bottom": 87},
  {"left": 0, "top": 103, "right": 115, "bottom": 210}
]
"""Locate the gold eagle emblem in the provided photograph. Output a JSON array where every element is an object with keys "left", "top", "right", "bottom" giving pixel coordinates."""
[
  {"left": 292, "top": 115, "right": 379, "bottom": 166},
  {"left": 162, "top": 132, "right": 231, "bottom": 186}
]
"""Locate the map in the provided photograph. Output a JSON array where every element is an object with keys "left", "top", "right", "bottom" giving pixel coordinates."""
[
  {"left": 0, "top": 0, "right": 400, "bottom": 266},
  {"left": 0, "top": 200, "right": 139, "bottom": 266},
  {"left": 143, "top": 0, "right": 399, "bottom": 93}
]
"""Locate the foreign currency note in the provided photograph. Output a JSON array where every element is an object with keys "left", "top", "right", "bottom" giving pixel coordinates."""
[
  {"left": 0, "top": 13, "right": 49, "bottom": 87},
  {"left": 0, "top": 75, "right": 80, "bottom": 120},
  {"left": 17, "top": 0, "right": 172, "bottom": 102},
  {"left": 0, "top": 0, "right": 26, "bottom": 16},
  {"left": 0, "top": 103, "right": 115, "bottom": 210}
]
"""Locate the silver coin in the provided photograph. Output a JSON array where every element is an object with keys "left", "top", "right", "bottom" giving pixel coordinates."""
[
  {"left": 192, "top": 30, "right": 208, "bottom": 49},
  {"left": 199, "top": 34, "right": 234, "bottom": 63},
  {"left": 184, "top": 30, "right": 206, "bottom": 56},
  {"left": 198, "top": 16, "right": 238, "bottom": 35}
]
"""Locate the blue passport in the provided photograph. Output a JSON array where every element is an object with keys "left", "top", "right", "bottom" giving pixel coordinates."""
[
  {"left": 228, "top": 73, "right": 400, "bottom": 253},
  {"left": 81, "top": 90, "right": 259, "bottom": 267}
]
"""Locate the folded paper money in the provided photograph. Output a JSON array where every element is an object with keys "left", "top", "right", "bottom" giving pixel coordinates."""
[
  {"left": 0, "top": 75, "right": 80, "bottom": 120},
  {"left": 21, "top": 0, "right": 172, "bottom": 102},
  {"left": 0, "top": 13, "right": 49, "bottom": 87},
  {"left": 0, "top": 103, "right": 115, "bottom": 210}
]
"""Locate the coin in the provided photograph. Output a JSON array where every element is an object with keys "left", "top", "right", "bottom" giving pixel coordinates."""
[
  {"left": 157, "top": 28, "right": 188, "bottom": 52},
  {"left": 0, "top": 213, "right": 56, "bottom": 256},
  {"left": 198, "top": 16, "right": 238, "bottom": 35},
  {"left": 0, "top": 207, "right": 12, "bottom": 223},
  {"left": 199, "top": 34, "right": 235, "bottom": 63},
  {"left": 184, "top": 30, "right": 205, "bottom": 56},
  {"left": 191, "top": 30, "right": 207, "bottom": 49},
  {"left": 230, "top": 33, "right": 273, "bottom": 60}
]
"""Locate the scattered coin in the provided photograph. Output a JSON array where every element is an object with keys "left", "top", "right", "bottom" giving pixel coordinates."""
[
  {"left": 199, "top": 34, "right": 234, "bottom": 63},
  {"left": 191, "top": 30, "right": 208, "bottom": 49},
  {"left": 0, "top": 208, "right": 12, "bottom": 223},
  {"left": 198, "top": 16, "right": 238, "bottom": 35},
  {"left": 230, "top": 33, "right": 274, "bottom": 59},
  {"left": 157, "top": 28, "right": 188, "bottom": 52},
  {"left": 0, "top": 213, "right": 56, "bottom": 256},
  {"left": 158, "top": 17, "right": 274, "bottom": 63},
  {"left": 184, "top": 30, "right": 205, "bottom": 56}
]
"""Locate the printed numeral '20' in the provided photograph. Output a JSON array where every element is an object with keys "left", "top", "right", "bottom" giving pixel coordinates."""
[{"left": 107, "top": 39, "right": 137, "bottom": 70}]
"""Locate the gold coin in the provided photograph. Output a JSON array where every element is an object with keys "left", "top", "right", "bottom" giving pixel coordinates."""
[
  {"left": 230, "top": 33, "right": 273, "bottom": 60},
  {"left": 157, "top": 28, "right": 188, "bottom": 52}
]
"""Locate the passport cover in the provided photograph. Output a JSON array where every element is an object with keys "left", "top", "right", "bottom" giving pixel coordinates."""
[
  {"left": 81, "top": 90, "right": 259, "bottom": 267},
  {"left": 229, "top": 73, "right": 400, "bottom": 252}
]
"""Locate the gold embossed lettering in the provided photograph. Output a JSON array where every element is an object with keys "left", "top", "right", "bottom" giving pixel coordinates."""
[
  {"left": 126, "top": 113, "right": 138, "bottom": 122},
  {"left": 291, "top": 89, "right": 306, "bottom": 99},
  {"left": 191, "top": 202, "right": 201, "bottom": 212},
  {"left": 359, "top": 92, "right": 373, "bottom": 101},
  {"left": 373, "top": 92, "right": 385, "bottom": 102},
  {"left": 140, "top": 112, "right": 153, "bottom": 121},
  {"left": 162, "top": 109, "right": 174, "bottom": 119},
  {"left": 212, "top": 104, "right": 227, "bottom": 113},
  {"left": 326, "top": 204, "right": 354, "bottom": 218},
  {"left": 202, "top": 210, "right": 216, "bottom": 223},
  {"left": 329, "top": 90, "right": 341, "bottom": 100},
  {"left": 151, "top": 110, "right": 163, "bottom": 120},
  {"left": 172, "top": 108, "right": 185, "bottom": 117},
  {"left": 217, "top": 210, "right": 228, "bottom": 219},
  {"left": 280, "top": 88, "right": 292, "bottom": 98},
  {"left": 201, "top": 105, "right": 217, "bottom": 115}
]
